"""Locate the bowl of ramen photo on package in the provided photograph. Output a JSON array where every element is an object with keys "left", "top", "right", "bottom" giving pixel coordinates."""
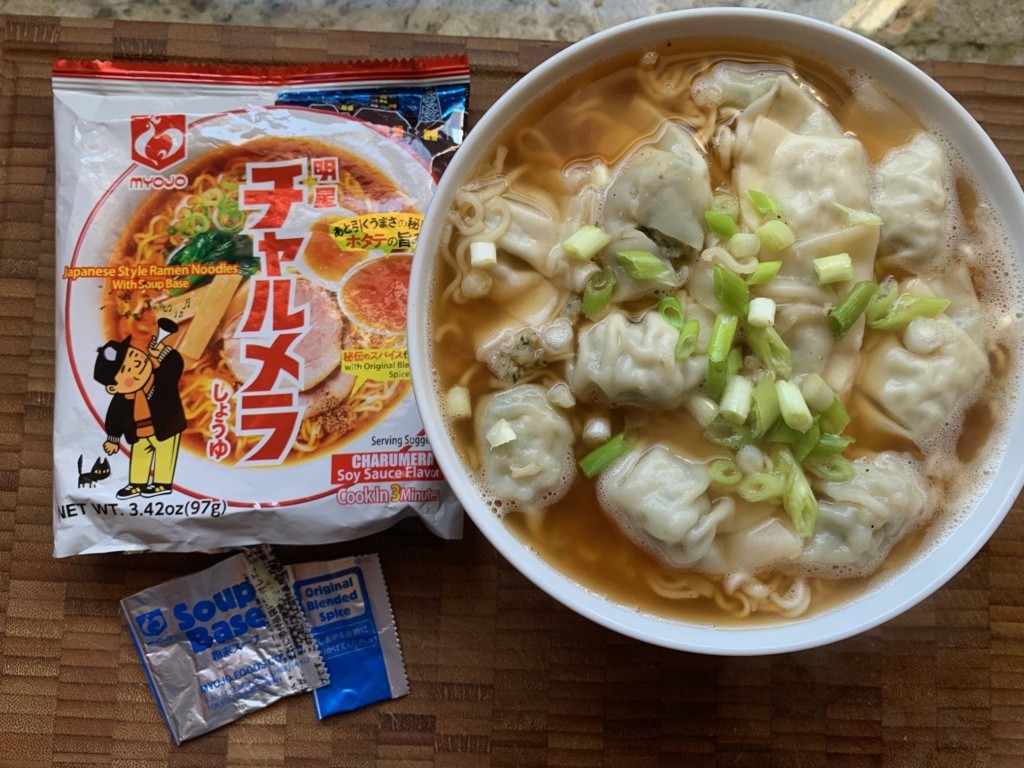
[{"left": 407, "top": 9, "right": 1024, "bottom": 653}]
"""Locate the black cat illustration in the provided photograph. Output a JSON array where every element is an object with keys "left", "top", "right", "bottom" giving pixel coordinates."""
[{"left": 78, "top": 455, "right": 112, "bottom": 487}]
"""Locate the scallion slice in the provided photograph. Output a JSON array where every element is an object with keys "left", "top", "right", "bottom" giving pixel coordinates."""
[
  {"left": 720, "top": 374, "right": 754, "bottom": 425},
  {"left": 738, "top": 472, "right": 785, "bottom": 502},
  {"left": 751, "top": 374, "right": 780, "bottom": 438},
  {"left": 562, "top": 225, "right": 611, "bottom": 261},
  {"left": 812, "top": 433, "right": 854, "bottom": 455},
  {"left": 803, "top": 453, "right": 857, "bottom": 482},
  {"left": 687, "top": 394, "right": 719, "bottom": 428},
  {"left": 713, "top": 265, "right": 750, "bottom": 316},
  {"left": 708, "top": 458, "right": 742, "bottom": 487},
  {"left": 813, "top": 253, "right": 854, "bottom": 285},
  {"left": 704, "top": 418, "right": 753, "bottom": 449},
  {"left": 866, "top": 276, "right": 899, "bottom": 323},
  {"left": 748, "top": 189, "right": 783, "bottom": 217},
  {"left": 582, "top": 267, "right": 617, "bottom": 319},
  {"left": 728, "top": 233, "right": 762, "bottom": 260},
  {"left": 819, "top": 397, "right": 851, "bottom": 435},
  {"left": 746, "top": 325, "right": 793, "bottom": 378},
  {"left": 746, "top": 260, "right": 783, "bottom": 286},
  {"left": 775, "top": 446, "right": 818, "bottom": 539},
  {"left": 766, "top": 421, "right": 803, "bottom": 444},
  {"left": 657, "top": 296, "right": 686, "bottom": 331},
  {"left": 793, "top": 418, "right": 821, "bottom": 463},
  {"left": 616, "top": 250, "right": 674, "bottom": 282},
  {"left": 867, "top": 294, "right": 951, "bottom": 331},
  {"left": 828, "top": 280, "right": 878, "bottom": 340},
  {"left": 757, "top": 220, "right": 796, "bottom": 252},
  {"left": 711, "top": 192, "right": 740, "bottom": 218},
  {"left": 675, "top": 318, "right": 701, "bottom": 360},
  {"left": 579, "top": 431, "right": 635, "bottom": 479},
  {"left": 775, "top": 380, "right": 814, "bottom": 432},
  {"left": 799, "top": 373, "right": 835, "bottom": 413},
  {"left": 707, "top": 313, "right": 738, "bottom": 363},
  {"left": 835, "top": 202, "right": 883, "bottom": 226},
  {"left": 705, "top": 210, "right": 740, "bottom": 239}
]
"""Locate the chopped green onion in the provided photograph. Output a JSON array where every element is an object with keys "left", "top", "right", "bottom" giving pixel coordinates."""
[
  {"left": 745, "top": 260, "right": 783, "bottom": 286},
  {"left": 708, "top": 458, "right": 742, "bottom": 487},
  {"left": 657, "top": 296, "right": 686, "bottom": 331},
  {"left": 582, "top": 267, "right": 617, "bottom": 319},
  {"left": 579, "top": 431, "right": 635, "bottom": 478},
  {"left": 675, "top": 318, "right": 700, "bottom": 360},
  {"left": 616, "top": 250, "right": 674, "bottom": 282},
  {"left": 707, "top": 313, "right": 738, "bottom": 363},
  {"left": 757, "top": 220, "right": 796, "bottom": 252},
  {"left": 775, "top": 447, "right": 818, "bottom": 539},
  {"left": 748, "top": 189, "right": 783, "bottom": 217},
  {"left": 812, "top": 433, "right": 854, "bottom": 455},
  {"left": 747, "top": 296, "right": 776, "bottom": 328},
  {"left": 687, "top": 394, "right": 719, "bottom": 428},
  {"left": 835, "top": 202, "right": 883, "bottom": 226},
  {"left": 866, "top": 276, "right": 898, "bottom": 323},
  {"left": 562, "top": 225, "right": 611, "bottom": 261},
  {"left": 470, "top": 241, "right": 498, "bottom": 269},
  {"left": 798, "top": 373, "right": 835, "bottom": 413},
  {"left": 867, "top": 294, "right": 950, "bottom": 331},
  {"left": 766, "top": 421, "right": 803, "bottom": 444},
  {"left": 818, "top": 397, "right": 851, "bottom": 434},
  {"left": 485, "top": 419, "right": 516, "bottom": 448},
  {"left": 705, "top": 210, "right": 740, "bottom": 238},
  {"left": 750, "top": 374, "right": 781, "bottom": 438},
  {"left": 720, "top": 374, "right": 754, "bottom": 425},
  {"left": 738, "top": 472, "right": 785, "bottom": 502},
  {"left": 713, "top": 265, "right": 750, "bottom": 316},
  {"left": 775, "top": 380, "right": 814, "bottom": 432},
  {"left": 704, "top": 418, "right": 753, "bottom": 449},
  {"left": 711, "top": 192, "right": 740, "bottom": 218},
  {"left": 746, "top": 325, "right": 793, "bottom": 378},
  {"left": 803, "top": 453, "right": 857, "bottom": 482},
  {"left": 445, "top": 386, "right": 472, "bottom": 420},
  {"left": 727, "top": 346, "right": 742, "bottom": 376},
  {"left": 813, "top": 253, "right": 854, "bottom": 285},
  {"left": 728, "top": 232, "right": 762, "bottom": 260},
  {"left": 793, "top": 418, "right": 821, "bottom": 463},
  {"left": 828, "top": 280, "right": 878, "bottom": 341}
]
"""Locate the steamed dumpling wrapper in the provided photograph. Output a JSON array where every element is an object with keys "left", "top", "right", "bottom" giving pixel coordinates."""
[
  {"left": 874, "top": 132, "right": 947, "bottom": 269},
  {"left": 598, "top": 446, "right": 733, "bottom": 567},
  {"left": 569, "top": 310, "right": 707, "bottom": 408},
  {"left": 602, "top": 122, "right": 712, "bottom": 253},
  {"left": 796, "top": 452, "right": 929, "bottom": 573},
  {"left": 855, "top": 314, "right": 988, "bottom": 442},
  {"left": 476, "top": 384, "right": 575, "bottom": 509}
]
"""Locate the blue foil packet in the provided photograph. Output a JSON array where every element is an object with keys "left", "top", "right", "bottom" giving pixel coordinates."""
[{"left": 290, "top": 553, "right": 408, "bottom": 718}]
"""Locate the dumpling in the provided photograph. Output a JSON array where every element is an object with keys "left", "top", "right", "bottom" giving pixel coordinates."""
[
  {"left": 599, "top": 228, "right": 681, "bottom": 303},
  {"left": 598, "top": 445, "right": 733, "bottom": 567},
  {"left": 796, "top": 452, "right": 929, "bottom": 574},
  {"left": 856, "top": 314, "right": 988, "bottom": 442},
  {"left": 874, "top": 132, "right": 947, "bottom": 268},
  {"left": 569, "top": 310, "right": 707, "bottom": 407},
  {"left": 476, "top": 384, "right": 575, "bottom": 509},
  {"left": 602, "top": 122, "right": 712, "bottom": 253},
  {"left": 905, "top": 262, "right": 985, "bottom": 345}
]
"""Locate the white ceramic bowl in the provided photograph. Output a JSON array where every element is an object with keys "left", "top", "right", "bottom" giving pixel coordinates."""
[{"left": 407, "top": 9, "right": 1024, "bottom": 653}]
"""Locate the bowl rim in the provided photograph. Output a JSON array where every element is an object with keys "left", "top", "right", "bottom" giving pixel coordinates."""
[{"left": 408, "top": 7, "right": 1024, "bottom": 654}]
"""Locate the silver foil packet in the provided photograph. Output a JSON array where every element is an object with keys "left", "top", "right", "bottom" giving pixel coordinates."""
[{"left": 121, "top": 546, "right": 329, "bottom": 744}]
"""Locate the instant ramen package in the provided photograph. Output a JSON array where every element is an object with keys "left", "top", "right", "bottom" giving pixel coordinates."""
[{"left": 52, "top": 58, "right": 469, "bottom": 556}]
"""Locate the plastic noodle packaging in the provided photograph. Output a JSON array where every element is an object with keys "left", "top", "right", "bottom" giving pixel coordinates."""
[
  {"left": 290, "top": 553, "right": 408, "bottom": 719},
  {"left": 51, "top": 57, "right": 469, "bottom": 556},
  {"left": 121, "top": 546, "right": 330, "bottom": 744}
]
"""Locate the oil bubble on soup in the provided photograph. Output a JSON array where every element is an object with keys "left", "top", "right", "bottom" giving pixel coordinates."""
[{"left": 429, "top": 44, "right": 1023, "bottom": 623}]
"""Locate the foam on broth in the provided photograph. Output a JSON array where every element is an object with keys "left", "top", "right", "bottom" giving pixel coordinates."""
[{"left": 428, "top": 38, "right": 1024, "bottom": 625}]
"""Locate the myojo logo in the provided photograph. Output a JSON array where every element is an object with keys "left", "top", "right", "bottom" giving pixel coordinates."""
[{"left": 130, "top": 113, "right": 187, "bottom": 171}]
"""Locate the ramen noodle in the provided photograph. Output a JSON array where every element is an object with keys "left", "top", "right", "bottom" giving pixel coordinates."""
[{"left": 52, "top": 59, "right": 468, "bottom": 556}]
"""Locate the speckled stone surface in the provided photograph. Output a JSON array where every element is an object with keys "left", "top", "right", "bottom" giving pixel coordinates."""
[{"left": 1, "top": 0, "right": 1022, "bottom": 64}]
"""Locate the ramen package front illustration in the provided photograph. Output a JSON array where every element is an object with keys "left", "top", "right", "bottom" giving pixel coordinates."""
[{"left": 51, "top": 58, "right": 468, "bottom": 556}]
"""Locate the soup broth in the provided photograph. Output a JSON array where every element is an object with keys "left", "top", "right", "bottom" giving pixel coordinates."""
[{"left": 429, "top": 39, "right": 1022, "bottom": 624}]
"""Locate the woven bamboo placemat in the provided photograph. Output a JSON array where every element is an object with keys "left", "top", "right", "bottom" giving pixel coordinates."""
[{"left": 1, "top": 14, "right": 1023, "bottom": 767}]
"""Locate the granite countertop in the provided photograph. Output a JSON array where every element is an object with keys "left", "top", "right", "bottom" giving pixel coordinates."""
[{"left": 0, "top": 0, "right": 1022, "bottom": 64}]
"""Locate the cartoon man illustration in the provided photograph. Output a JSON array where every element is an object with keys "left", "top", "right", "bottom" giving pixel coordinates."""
[{"left": 93, "top": 318, "right": 185, "bottom": 499}]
